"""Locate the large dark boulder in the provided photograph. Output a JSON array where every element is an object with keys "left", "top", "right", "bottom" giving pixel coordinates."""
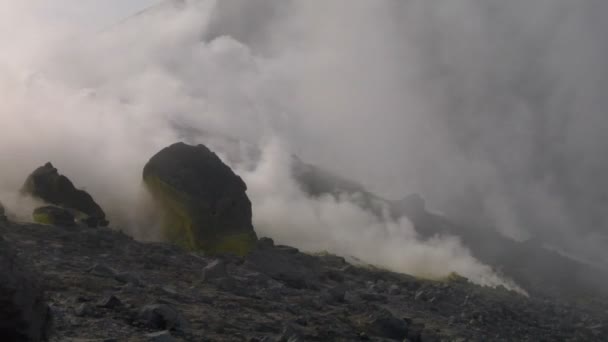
[
  {"left": 0, "top": 235, "right": 51, "bottom": 341},
  {"left": 22, "top": 163, "right": 108, "bottom": 227},
  {"left": 143, "top": 143, "right": 258, "bottom": 255}
]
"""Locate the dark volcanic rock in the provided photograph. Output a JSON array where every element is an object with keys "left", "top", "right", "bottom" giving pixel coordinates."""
[
  {"left": 33, "top": 206, "right": 76, "bottom": 226},
  {"left": 22, "top": 162, "right": 108, "bottom": 227},
  {"left": 138, "top": 304, "right": 189, "bottom": 331},
  {"left": 143, "top": 142, "right": 257, "bottom": 255},
  {"left": 363, "top": 309, "right": 409, "bottom": 340},
  {"left": 97, "top": 295, "right": 122, "bottom": 309},
  {"left": 0, "top": 235, "right": 50, "bottom": 341},
  {"left": 2, "top": 216, "right": 607, "bottom": 341},
  {"left": 0, "top": 203, "right": 6, "bottom": 224},
  {"left": 202, "top": 259, "right": 228, "bottom": 281},
  {"left": 245, "top": 245, "right": 319, "bottom": 289},
  {"left": 146, "top": 330, "right": 176, "bottom": 342}
]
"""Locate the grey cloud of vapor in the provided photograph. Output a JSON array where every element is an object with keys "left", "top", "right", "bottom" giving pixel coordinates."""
[{"left": 1, "top": 0, "right": 606, "bottom": 287}]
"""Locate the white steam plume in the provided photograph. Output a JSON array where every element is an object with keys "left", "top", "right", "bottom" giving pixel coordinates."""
[{"left": 2, "top": 0, "right": 607, "bottom": 288}]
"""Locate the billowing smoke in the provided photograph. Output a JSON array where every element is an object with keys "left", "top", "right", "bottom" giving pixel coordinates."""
[{"left": 1, "top": 0, "right": 606, "bottom": 288}]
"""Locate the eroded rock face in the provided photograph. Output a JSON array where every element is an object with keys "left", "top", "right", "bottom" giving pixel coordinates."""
[
  {"left": 143, "top": 143, "right": 257, "bottom": 255},
  {"left": 0, "top": 235, "right": 51, "bottom": 341},
  {"left": 22, "top": 163, "right": 108, "bottom": 227}
]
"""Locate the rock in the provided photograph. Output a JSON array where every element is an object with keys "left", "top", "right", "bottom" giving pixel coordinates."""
[
  {"left": 256, "top": 237, "right": 275, "bottom": 249},
  {"left": 0, "top": 235, "right": 51, "bottom": 341},
  {"left": 88, "top": 264, "right": 117, "bottom": 278},
  {"left": 97, "top": 295, "right": 122, "bottom": 309},
  {"left": 202, "top": 259, "right": 228, "bottom": 281},
  {"left": 364, "top": 309, "right": 409, "bottom": 340},
  {"left": 22, "top": 162, "right": 108, "bottom": 227},
  {"left": 146, "top": 330, "right": 176, "bottom": 342},
  {"left": 74, "top": 303, "right": 95, "bottom": 317},
  {"left": 33, "top": 205, "right": 76, "bottom": 226},
  {"left": 415, "top": 290, "right": 426, "bottom": 301},
  {"left": 278, "top": 325, "right": 304, "bottom": 342},
  {"left": 0, "top": 201, "right": 6, "bottom": 221},
  {"left": 325, "top": 285, "right": 347, "bottom": 303},
  {"left": 420, "top": 329, "right": 441, "bottom": 342},
  {"left": 358, "top": 292, "right": 388, "bottom": 303},
  {"left": 388, "top": 284, "right": 401, "bottom": 296},
  {"left": 143, "top": 143, "right": 257, "bottom": 255},
  {"left": 139, "top": 304, "right": 189, "bottom": 331},
  {"left": 246, "top": 247, "right": 316, "bottom": 289},
  {"left": 114, "top": 272, "right": 141, "bottom": 286}
]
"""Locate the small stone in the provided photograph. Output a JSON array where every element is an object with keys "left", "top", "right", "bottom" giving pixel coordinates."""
[
  {"left": 139, "top": 304, "right": 189, "bottom": 331},
  {"left": 375, "top": 280, "right": 387, "bottom": 292},
  {"left": 115, "top": 272, "right": 141, "bottom": 286},
  {"left": 146, "top": 330, "right": 176, "bottom": 342},
  {"left": 327, "top": 285, "right": 347, "bottom": 303},
  {"left": 88, "top": 264, "right": 117, "bottom": 277},
  {"left": 97, "top": 295, "right": 122, "bottom": 309},
  {"left": 202, "top": 260, "right": 228, "bottom": 281},
  {"left": 74, "top": 303, "right": 95, "bottom": 317},
  {"left": 388, "top": 284, "right": 401, "bottom": 296},
  {"left": 358, "top": 292, "right": 387, "bottom": 303},
  {"left": 279, "top": 325, "right": 304, "bottom": 342}
]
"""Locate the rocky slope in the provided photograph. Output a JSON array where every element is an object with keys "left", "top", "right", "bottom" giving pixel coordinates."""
[
  {"left": 185, "top": 131, "right": 608, "bottom": 301},
  {"left": 2, "top": 220, "right": 607, "bottom": 341}
]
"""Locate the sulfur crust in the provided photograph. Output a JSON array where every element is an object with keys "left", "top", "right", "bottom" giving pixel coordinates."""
[{"left": 143, "top": 174, "right": 256, "bottom": 256}]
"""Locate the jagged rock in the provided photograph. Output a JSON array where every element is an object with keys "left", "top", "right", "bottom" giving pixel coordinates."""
[
  {"left": 138, "top": 304, "right": 189, "bottom": 331},
  {"left": 256, "top": 237, "right": 275, "bottom": 249},
  {"left": 22, "top": 163, "right": 108, "bottom": 227},
  {"left": 0, "top": 235, "right": 51, "bottom": 341},
  {"left": 143, "top": 143, "right": 258, "bottom": 255},
  {"left": 33, "top": 205, "right": 76, "bottom": 226}
]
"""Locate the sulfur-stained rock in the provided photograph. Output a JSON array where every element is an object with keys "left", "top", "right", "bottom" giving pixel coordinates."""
[
  {"left": 22, "top": 163, "right": 108, "bottom": 227},
  {"left": 143, "top": 143, "right": 257, "bottom": 256},
  {"left": 33, "top": 206, "right": 76, "bottom": 226}
]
